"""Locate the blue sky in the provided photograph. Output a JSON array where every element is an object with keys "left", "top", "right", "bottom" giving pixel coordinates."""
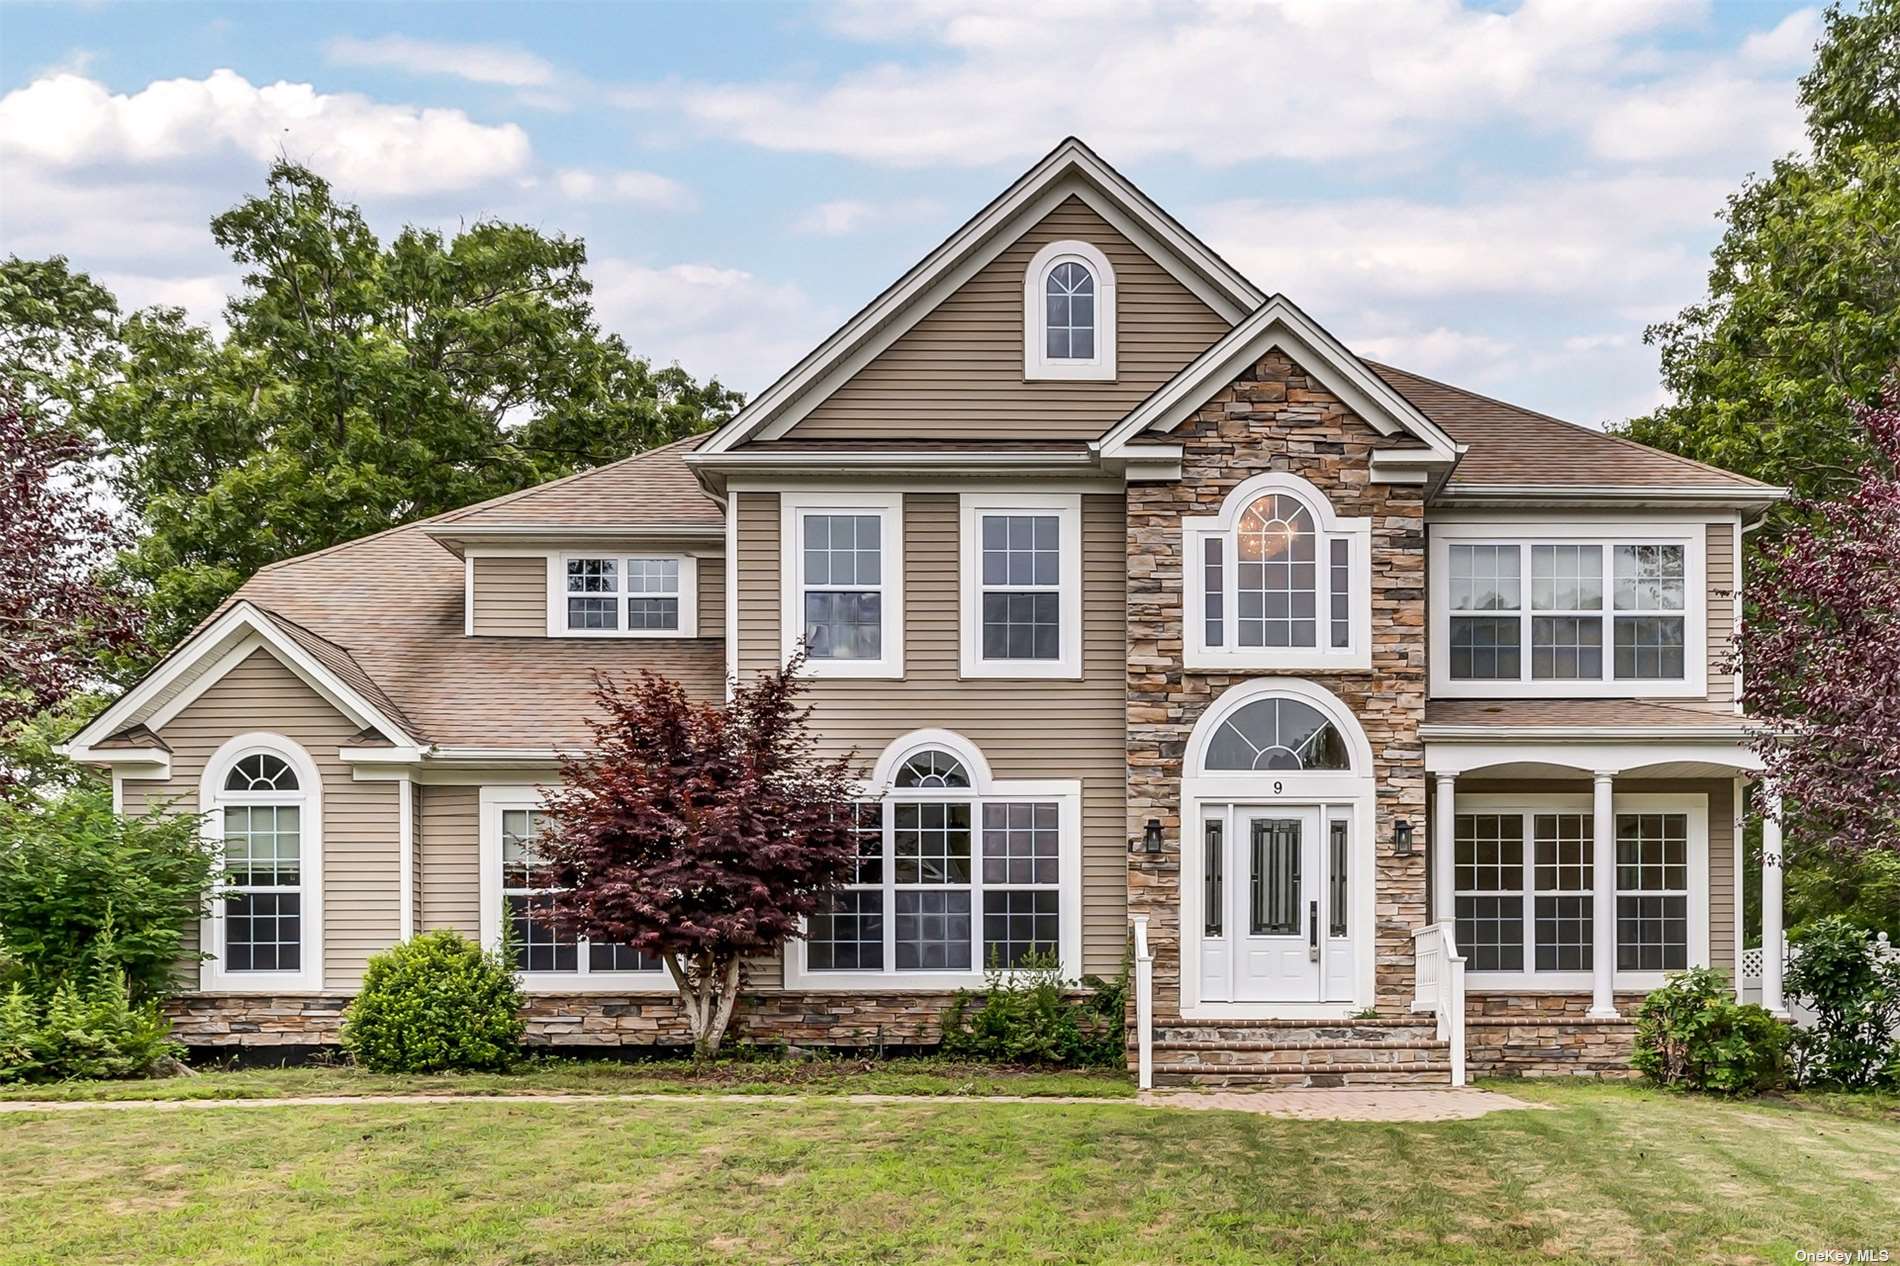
[{"left": 1, "top": 0, "right": 1822, "bottom": 426}]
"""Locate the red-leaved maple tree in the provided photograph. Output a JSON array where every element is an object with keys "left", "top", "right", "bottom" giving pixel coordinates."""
[
  {"left": 539, "top": 659, "right": 858, "bottom": 1057},
  {"left": 1739, "top": 376, "right": 1900, "bottom": 859},
  {"left": 0, "top": 399, "right": 143, "bottom": 794}
]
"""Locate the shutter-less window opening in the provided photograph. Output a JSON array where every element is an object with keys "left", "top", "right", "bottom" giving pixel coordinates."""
[{"left": 1204, "top": 819, "right": 1224, "bottom": 937}]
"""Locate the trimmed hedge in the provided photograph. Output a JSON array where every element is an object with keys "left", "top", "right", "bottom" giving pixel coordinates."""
[{"left": 341, "top": 930, "right": 524, "bottom": 1073}]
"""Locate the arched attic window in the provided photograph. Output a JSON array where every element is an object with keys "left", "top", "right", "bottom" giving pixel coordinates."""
[{"left": 1023, "top": 240, "right": 1116, "bottom": 380}]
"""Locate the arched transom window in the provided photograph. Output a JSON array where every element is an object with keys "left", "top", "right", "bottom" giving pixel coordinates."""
[
  {"left": 896, "top": 750, "right": 970, "bottom": 789},
  {"left": 1184, "top": 472, "right": 1372, "bottom": 670},
  {"left": 1023, "top": 240, "right": 1116, "bottom": 380},
  {"left": 1204, "top": 698, "right": 1353, "bottom": 772}
]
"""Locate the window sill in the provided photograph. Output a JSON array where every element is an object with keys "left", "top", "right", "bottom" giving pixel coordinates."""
[
  {"left": 199, "top": 970, "right": 325, "bottom": 994},
  {"left": 552, "top": 628, "right": 693, "bottom": 640}
]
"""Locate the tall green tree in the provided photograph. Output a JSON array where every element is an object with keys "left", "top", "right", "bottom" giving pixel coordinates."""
[
  {"left": 11, "top": 162, "right": 741, "bottom": 654},
  {"left": 1621, "top": 0, "right": 1900, "bottom": 502}
]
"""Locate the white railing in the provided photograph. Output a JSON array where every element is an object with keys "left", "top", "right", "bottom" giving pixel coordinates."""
[
  {"left": 1412, "top": 921, "right": 1467, "bottom": 1087},
  {"left": 1741, "top": 932, "right": 1895, "bottom": 1030},
  {"left": 1132, "top": 915, "right": 1154, "bottom": 1091}
]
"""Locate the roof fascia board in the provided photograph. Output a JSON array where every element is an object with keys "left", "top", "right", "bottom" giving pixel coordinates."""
[
  {"left": 1098, "top": 298, "right": 1462, "bottom": 460},
  {"left": 1421, "top": 724, "right": 1755, "bottom": 741},
  {"left": 700, "top": 140, "right": 1262, "bottom": 456},
  {"left": 65, "top": 603, "right": 415, "bottom": 754},
  {"left": 1436, "top": 484, "right": 1786, "bottom": 504}
]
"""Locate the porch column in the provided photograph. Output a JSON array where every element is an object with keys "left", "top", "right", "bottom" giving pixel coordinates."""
[
  {"left": 1434, "top": 772, "right": 1457, "bottom": 925},
  {"left": 1589, "top": 771, "right": 1618, "bottom": 1018},
  {"left": 1761, "top": 782, "right": 1788, "bottom": 1017}
]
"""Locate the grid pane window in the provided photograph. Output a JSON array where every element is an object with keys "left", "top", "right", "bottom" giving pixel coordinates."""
[
  {"left": 221, "top": 792, "right": 303, "bottom": 974},
  {"left": 802, "top": 514, "right": 883, "bottom": 660},
  {"left": 1613, "top": 545, "right": 1686, "bottom": 680},
  {"left": 1533, "top": 814, "right": 1593, "bottom": 971},
  {"left": 1454, "top": 814, "right": 1525, "bottom": 971},
  {"left": 1329, "top": 538, "right": 1351, "bottom": 650},
  {"left": 1044, "top": 261, "right": 1095, "bottom": 360},
  {"left": 893, "top": 802, "right": 972, "bottom": 884},
  {"left": 1236, "top": 494, "right": 1318, "bottom": 649},
  {"left": 564, "top": 555, "right": 682, "bottom": 633},
  {"left": 979, "top": 514, "right": 1061, "bottom": 661},
  {"left": 807, "top": 804, "right": 885, "bottom": 972},
  {"left": 1204, "top": 536, "right": 1224, "bottom": 648},
  {"left": 895, "top": 891, "right": 973, "bottom": 970},
  {"left": 1449, "top": 545, "right": 1523, "bottom": 680},
  {"left": 1616, "top": 813, "right": 1690, "bottom": 974},
  {"left": 500, "top": 806, "right": 658, "bottom": 976},
  {"left": 982, "top": 889, "right": 1058, "bottom": 968},
  {"left": 1531, "top": 616, "right": 1603, "bottom": 680}
]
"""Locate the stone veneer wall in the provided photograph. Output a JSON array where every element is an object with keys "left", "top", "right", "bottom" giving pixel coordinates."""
[
  {"left": 167, "top": 992, "right": 959, "bottom": 1049},
  {"left": 1464, "top": 992, "right": 1644, "bottom": 1078},
  {"left": 1126, "top": 347, "right": 1431, "bottom": 1020}
]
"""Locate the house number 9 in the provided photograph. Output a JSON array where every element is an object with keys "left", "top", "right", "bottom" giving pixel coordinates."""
[{"left": 1273, "top": 780, "right": 1284, "bottom": 795}]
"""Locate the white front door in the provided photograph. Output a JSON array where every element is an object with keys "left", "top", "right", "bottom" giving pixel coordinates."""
[{"left": 1198, "top": 804, "right": 1355, "bottom": 1005}]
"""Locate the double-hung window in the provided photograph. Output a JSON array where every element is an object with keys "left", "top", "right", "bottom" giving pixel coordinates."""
[
  {"left": 1451, "top": 794, "right": 1705, "bottom": 987},
  {"left": 1183, "top": 472, "right": 1371, "bottom": 670},
  {"left": 795, "top": 737, "right": 1080, "bottom": 987},
  {"left": 479, "top": 788, "right": 666, "bottom": 991},
  {"left": 556, "top": 553, "right": 697, "bottom": 637},
  {"left": 782, "top": 493, "right": 903, "bottom": 677},
  {"left": 202, "top": 737, "right": 322, "bottom": 992},
  {"left": 1434, "top": 525, "right": 1704, "bottom": 697},
  {"left": 959, "top": 494, "right": 1082, "bottom": 678}
]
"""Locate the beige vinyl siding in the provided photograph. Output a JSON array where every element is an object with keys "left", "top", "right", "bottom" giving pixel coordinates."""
[
  {"left": 1706, "top": 520, "right": 1736, "bottom": 707},
  {"left": 418, "top": 784, "right": 481, "bottom": 939},
  {"left": 737, "top": 490, "right": 1129, "bottom": 976},
  {"left": 471, "top": 556, "right": 547, "bottom": 636},
  {"left": 123, "top": 647, "right": 401, "bottom": 991},
  {"left": 1456, "top": 777, "right": 1737, "bottom": 979},
  {"left": 696, "top": 555, "right": 725, "bottom": 643},
  {"left": 786, "top": 196, "right": 1230, "bottom": 441}
]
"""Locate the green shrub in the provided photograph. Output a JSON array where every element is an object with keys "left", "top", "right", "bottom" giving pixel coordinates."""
[
  {"left": 342, "top": 930, "right": 524, "bottom": 1072},
  {"left": 1632, "top": 967, "right": 1790, "bottom": 1096},
  {"left": 940, "top": 952, "right": 1126, "bottom": 1068},
  {"left": 0, "top": 787, "right": 214, "bottom": 1001},
  {"left": 0, "top": 963, "right": 182, "bottom": 1084},
  {"left": 1785, "top": 916, "right": 1900, "bottom": 1090}
]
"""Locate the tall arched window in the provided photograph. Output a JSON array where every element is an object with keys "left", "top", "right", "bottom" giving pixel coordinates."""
[
  {"left": 1183, "top": 471, "right": 1372, "bottom": 670},
  {"left": 796, "top": 730, "right": 1081, "bottom": 986},
  {"left": 1024, "top": 239, "right": 1115, "bottom": 380},
  {"left": 201, "top": 734, "right": 323, "bottom": 991}
]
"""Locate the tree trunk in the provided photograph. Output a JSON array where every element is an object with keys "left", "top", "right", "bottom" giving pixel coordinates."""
[{"left": 665, "top": 951, "right": 743, "bottom": 1060}]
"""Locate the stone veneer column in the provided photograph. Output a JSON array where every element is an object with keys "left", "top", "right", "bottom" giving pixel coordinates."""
[{"left": 1125, "top": 348, "right": 1429, "bottom": 1019}]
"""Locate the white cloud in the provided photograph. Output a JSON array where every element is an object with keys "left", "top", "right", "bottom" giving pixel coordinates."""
[
  {"left": 1584, "top": 68, "right": 1804, "bottom": 164},
  {"left": 589, "top": 260, "right": 834, "bottom": 392},
  {"left": 1739, "top": 7, "right": 1824, "bottom": 67},
  {"left": 792, "top": 196, "right": 941, "bottom": 236},
  {"left": 554, "top": 167, "right": 696, "bottom": 210},
  {"left": 325, "top": 34, "right": 556, "bottom": 88},
  {"left": 619, "top": 0, "right": 1710, "bottom": 169},
  {"left": 0, "top": 70, "right": 533, "bottom": 196}
]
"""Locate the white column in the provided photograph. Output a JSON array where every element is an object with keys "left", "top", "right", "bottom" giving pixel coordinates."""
[
  {"left": 1589, "top": 771, "right": 1618, "bottom": 1018},
  {"left": 1434, "top": 772, "right": 1457, "bottom": 925},
  {"left": 1761, "top": 781, "right": 1787, "bottom": 1017}
]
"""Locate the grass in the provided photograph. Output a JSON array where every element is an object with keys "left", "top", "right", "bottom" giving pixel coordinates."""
[
  {"left": 1, "top": 1078, "right": 1895, "bottom": 1264},
  {"left": 0, "top": 1055, "right": 1134, "bottom": 1102}
]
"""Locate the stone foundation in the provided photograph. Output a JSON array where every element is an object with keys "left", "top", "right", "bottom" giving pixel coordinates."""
[
  {"left": 1464, "top": 992, "right": 1644, "bottom": 1078},
  {"left": 167, "top": 991, "right": 962, "bottom": 1050}
]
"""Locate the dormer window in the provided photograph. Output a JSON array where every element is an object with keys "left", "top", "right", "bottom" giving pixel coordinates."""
[
  {"left": 1024, "top": 240, "right": 1115, "bottom": 380},
  {"left": 1183, "top": 472, "right": 1372, "bottom": 670},
  {"left": 553, "top": 552, "right": 698, "bottom": 638}
]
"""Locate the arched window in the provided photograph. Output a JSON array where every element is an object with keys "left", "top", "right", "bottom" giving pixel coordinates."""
[
  {"left": 1204, "top": 698, "right": 1352, "bottom": 771},
  {"left": 1183, "top": 471, "right": 1371, "bottom": 670},
  {"left": 1024, "top": 240, "right": 1115, "bottom": 380},
  {"left": 799, "top": 730, "right": 1080, "bottom": 984},
  {"left": 201, "top": 734, "right": 322, "bottom": 990}
]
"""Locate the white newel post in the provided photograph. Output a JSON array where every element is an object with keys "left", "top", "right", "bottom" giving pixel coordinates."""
[
  {"left": 1761, "top": 782, "right": 1787, "bottom": 1017},
  {"left": 1589, "top": 771, "right": 1618, "bottom": 1018},
  {"left": 1434, "top": 773, "right": 1457, "bottom": 924}
]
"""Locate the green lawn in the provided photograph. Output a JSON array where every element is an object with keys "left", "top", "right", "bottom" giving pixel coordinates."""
[{"left": 0, "top": 1080, "right": 1894, "bottom": 1265}]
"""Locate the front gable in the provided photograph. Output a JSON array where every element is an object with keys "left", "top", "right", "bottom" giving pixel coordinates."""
[{"left": 785, "top": 195, "right": 1231, "bottom": 442}]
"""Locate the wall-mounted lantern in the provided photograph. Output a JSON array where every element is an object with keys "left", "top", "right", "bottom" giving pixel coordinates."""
[{"left": 1394, "top": 819, "right": 1415, "bottom": 856}]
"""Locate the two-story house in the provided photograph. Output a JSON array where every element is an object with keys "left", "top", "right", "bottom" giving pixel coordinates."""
[{"left": 66, "top": 140, "right": 1786, "bottom": 1086}]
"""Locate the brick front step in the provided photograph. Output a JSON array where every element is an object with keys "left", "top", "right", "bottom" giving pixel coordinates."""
[
  {"left": 1147, "top": 1021, "right": 1442, "bottom": 1049},
  {"left": 1153, "top": 1064, "right": 1453, "bottom": 1089}
]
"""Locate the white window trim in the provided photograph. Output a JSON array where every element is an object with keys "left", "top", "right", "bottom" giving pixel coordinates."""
[
  {"left": 546, "top": 552, "right": 698, "bottom": 639},
  {"left": 779, "top": 491, "right": 905, "bottom": 679},
  {"left": 477, "top": 785, "right": 672, "bottom": 994},
  {"left": 1454, "top": 791, "right": 1708, "bottom": 993},
  {"left": 958, "top": 492, "right": 1082, "bottom": 679},
  {"left": 1431, "top": 519, "right": 1707, "bottom": 698},
  {"left": 784, "top": 728, "right": 1083, "bottom": 990},
  {"left": 1183, "top": 471, "right": 1373, "bottom": 671},
  {"left": 1023, "top": 239, "right": 1116, "bottom": 381},
  {"left": 200, "top": 732, "right": 324, "bottom": 993}
]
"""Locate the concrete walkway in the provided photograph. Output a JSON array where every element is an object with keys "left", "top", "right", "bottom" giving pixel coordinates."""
[{"left": 0, "top": 1086, "right": 1540, "bottom": 1121}]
